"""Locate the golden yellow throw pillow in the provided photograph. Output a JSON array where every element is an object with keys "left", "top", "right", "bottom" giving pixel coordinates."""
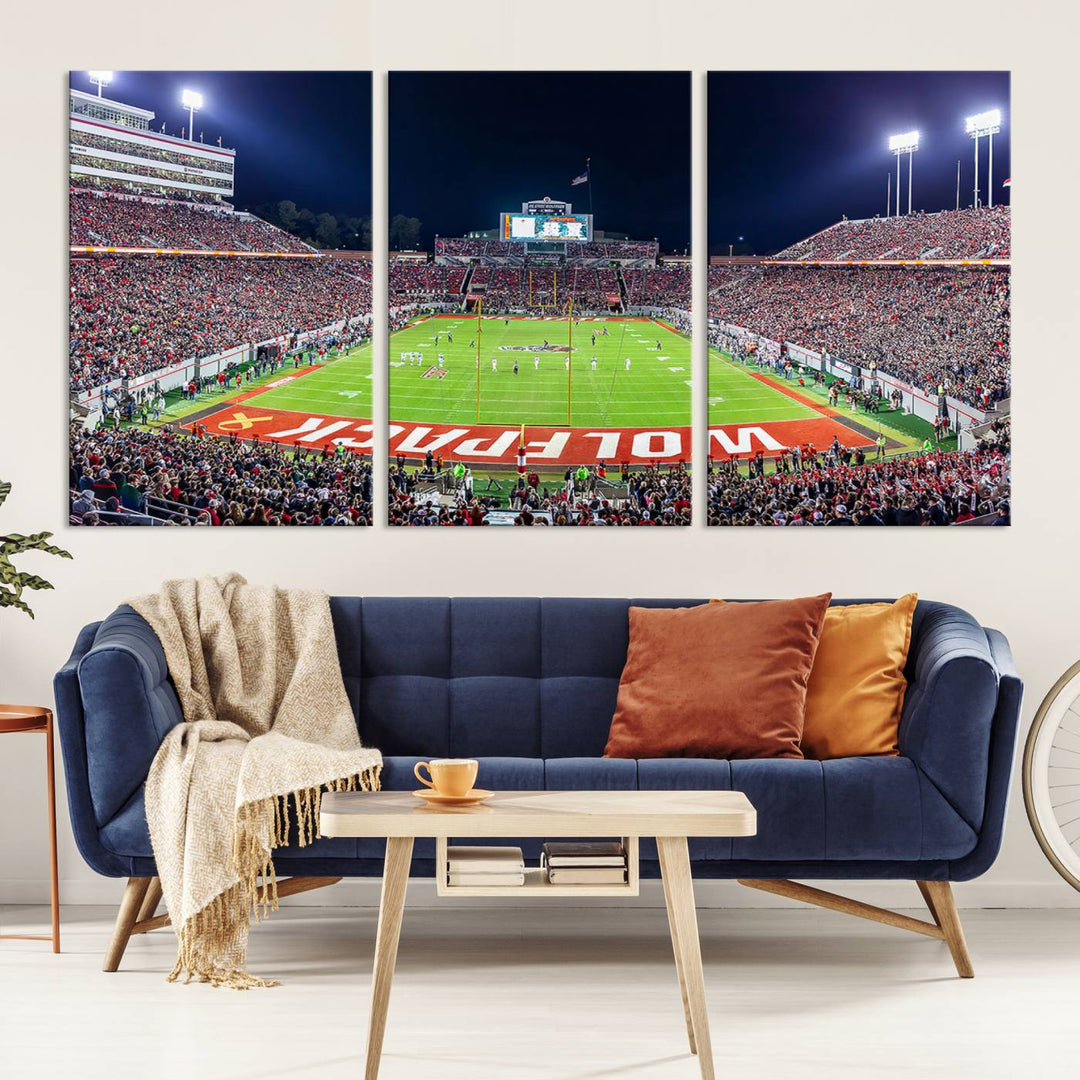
[{"left": 711, "top": 595, "right": 918, "bottom": 758}]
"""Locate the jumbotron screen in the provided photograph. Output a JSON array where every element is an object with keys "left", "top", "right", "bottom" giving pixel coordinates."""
[{"left": 500, "top": 212, "right": 593, "bottom": 242}]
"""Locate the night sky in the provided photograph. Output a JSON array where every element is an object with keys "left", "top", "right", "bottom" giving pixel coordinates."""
[
  {"left": 390, "top": 72, "right": 691, "bottom": 252},
  {"left": 71, "top": 71, "right": 372, "bottom": 219},
  {"left": 708, "top": 71, "right": 1011, "bottom": 255}
]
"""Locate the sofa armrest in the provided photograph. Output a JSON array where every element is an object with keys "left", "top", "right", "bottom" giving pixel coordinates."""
[
  {"left": 946, "top": 628, "right": 1024, "bottom": 880},
  {"left": 74, "top": 606, "right": 183, "bottom": 828},
  {"left": 54, "top": 619, "right": 134, "bottom": 877},
  {"left": 899, "top": 602, "right": 1001, "bottom": 833}
]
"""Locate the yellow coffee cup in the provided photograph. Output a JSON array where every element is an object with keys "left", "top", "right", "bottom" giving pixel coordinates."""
[{"left": 414, "top": 758, "right": 479, "bottom": 797}]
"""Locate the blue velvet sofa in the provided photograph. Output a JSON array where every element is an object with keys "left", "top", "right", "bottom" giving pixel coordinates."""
[{"left": 54, "top": 596, "right": 1022, "bottom": 975}]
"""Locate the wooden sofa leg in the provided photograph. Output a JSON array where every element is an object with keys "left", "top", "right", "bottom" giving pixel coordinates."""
[
  {"left": 917, "top": 881, "right": 974, "bottom": 979},
  {"left": 103, "top": 877, "right": 150, "bottom": 972},
  {"left": 136, "top": 877, "right": 163, "bottom": 924},
  {"left": 738, "top": 878, "right": 975, "bottom": 979}
]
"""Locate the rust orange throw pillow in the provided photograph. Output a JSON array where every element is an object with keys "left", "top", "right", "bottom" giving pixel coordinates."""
[
  {"left": 603, "top": 595, "right": 832, "bottom": 760},
  {"left": 800, "top": 594, "right": 918, "bottom": 759}
]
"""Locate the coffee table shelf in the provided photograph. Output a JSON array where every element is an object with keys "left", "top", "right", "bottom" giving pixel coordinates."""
[{"left": 435, "top": 834, "right": 640, "bottom": 897}]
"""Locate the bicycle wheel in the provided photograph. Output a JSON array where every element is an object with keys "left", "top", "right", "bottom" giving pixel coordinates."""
[{"left": 1023, "top": 659, "right": 1080, "bottom": 892}]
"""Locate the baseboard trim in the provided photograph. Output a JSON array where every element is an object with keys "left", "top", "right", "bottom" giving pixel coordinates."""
[{"left": 3, "top": 877, "right": 1078, "bottom": 909}]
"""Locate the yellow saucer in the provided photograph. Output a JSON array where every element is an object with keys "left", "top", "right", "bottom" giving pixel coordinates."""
[{"left": 412, "top": 788, "right": 494, "bottom": 807}]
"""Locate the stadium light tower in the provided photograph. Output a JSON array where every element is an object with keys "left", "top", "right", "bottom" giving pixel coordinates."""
[
  {"left": 181, "top": 88, "right": 203, "bottom": 142},
  {"left": 88, "top": 71, "right": 113, "bottom": 97},
  {"left": 888, "top": 131, "right": 920, "bottom": 216},
  {"left": 966, "top": 109, "right": 1002, "bottom": 209}
]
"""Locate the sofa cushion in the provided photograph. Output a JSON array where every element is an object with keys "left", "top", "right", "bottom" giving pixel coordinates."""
[
  {"left": 638, "top": 758, "right": 733, "bottom": 861},
  {"left": 604, "top": 596, "right": 831, "bottom": 760},
  {"left": 727, "top": 757, "right": 975, "bottom": 861},
  {"left": 97, "top": 754, "right": 975, "bottom": 867},
  {"left": 351, "top": 597, "right": 709, "bottom": 761},
  {"left": 801, "top": 594, "right": 918, "bottom": 759}
]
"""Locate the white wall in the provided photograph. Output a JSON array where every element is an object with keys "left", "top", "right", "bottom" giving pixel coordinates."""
[{"left": 1, "top": 0, "right": 1077, "bottom": 911}]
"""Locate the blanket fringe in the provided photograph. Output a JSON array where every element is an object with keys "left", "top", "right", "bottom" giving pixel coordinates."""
[
  {"left": 172, "top": 764, "right": 381, "bottom": 988},
  {"left": 169, "top": 882, "right": 278, "bottom": 989}
]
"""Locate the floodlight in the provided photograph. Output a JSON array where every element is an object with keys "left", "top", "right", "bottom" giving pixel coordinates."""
[
  {"left": 966, "top": 109, "right": 1004, "bottom": 208},
  {"left": 181, "top": 89, "right": 203, "bottom": 143},
  {"left": 888, "top": 130, "right": 920, "bottom": 153},
  {"left": 888, "top": 131, "right": 920, "bottom": 217},
  {"left": 965, "top": 109, "right": 1002, "bottom": 135},
  {"left": 88, "top": 71, "right": 113, "bottom": 97}
]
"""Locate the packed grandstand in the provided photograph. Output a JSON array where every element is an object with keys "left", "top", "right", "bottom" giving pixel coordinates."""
[
  {"left": 706, "top": 263, "right": 1010, "bottom": 410},
  {"left": 706, "top": 204, "right": 1010, "bottom": 526},
  {"left": 390, "top": 250, "right": 691, "bottom": 315},
  {"left": 773, "top": 205, "right": 1010, "bottom": 261},
  {"left": 68, "top": 85, "right": 373, "bottom": 527}
]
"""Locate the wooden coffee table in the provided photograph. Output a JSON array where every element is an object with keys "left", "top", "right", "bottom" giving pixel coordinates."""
[{"left": 320, "top": 789, "right": 757, "bottom": 1080}]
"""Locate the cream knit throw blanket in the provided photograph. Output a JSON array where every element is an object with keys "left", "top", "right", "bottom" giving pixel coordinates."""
[{"left": 129, "top": 574, "right": 381, "bottom": 989}]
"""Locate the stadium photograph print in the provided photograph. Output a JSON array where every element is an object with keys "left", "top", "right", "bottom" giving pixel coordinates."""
[
  {"left": 707, "top": 71, "right": 1010, "bottom": 527},
  {"left": 388, "top": 71, "right": 692, "bottom": 527},
  {"left": 69, "top": 71, "right": 374, "bottom": 527}
]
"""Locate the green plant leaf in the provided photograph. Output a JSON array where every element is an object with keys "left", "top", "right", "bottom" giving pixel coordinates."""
[{"left": 0, "top": 477, "right": 71, "bottom": 618}]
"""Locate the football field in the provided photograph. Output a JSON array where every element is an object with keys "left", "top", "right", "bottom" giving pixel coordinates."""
[
  {"left": 708, "top": 348, "right": 819, "bottom": 425},
  {"left": 390, "top": 315, "right": 690, "bottom": 427},
  {"left": 248, "top": 345, "right": 373, "bottom": 418},
  {"left": 707, "top": 345, "right": 925, "bottom": 460},
  {"left": 159, "top": 344, "right": 374, "bottom": 453}
]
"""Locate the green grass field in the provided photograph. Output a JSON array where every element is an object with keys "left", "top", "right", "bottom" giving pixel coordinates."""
[
  {"left": 707, "top": 348, "right": 819, "bottom": 425},
  {"left": 390, "top": 316, "right": 691, "bottom": 427},
  {"left": 707, "top": 345, "right": 944, "bottom": 459},
  {"left": 252, "top": 345, "right": 373, "bottom": 418},
  {"left": 158, "top": 344, "right": 373, "bottom": 424}
]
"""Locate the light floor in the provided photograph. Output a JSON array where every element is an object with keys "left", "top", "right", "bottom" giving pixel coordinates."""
[{"left": 1, "top": 904, "right": 1076, "bottom": 1079}]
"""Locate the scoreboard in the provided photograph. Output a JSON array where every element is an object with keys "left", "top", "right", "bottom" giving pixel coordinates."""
[{"left": 501, "top": 212, "right": 593, "bottom": 242}]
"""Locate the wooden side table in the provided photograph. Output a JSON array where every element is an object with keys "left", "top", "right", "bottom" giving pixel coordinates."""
[{"left": 0, "top": 705, "right": 60, "bottom": 953}]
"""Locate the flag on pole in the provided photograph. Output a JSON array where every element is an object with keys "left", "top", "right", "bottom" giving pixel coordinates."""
[
  {"left": 571, "top": 171, "right": 589, "bottom": 186},
  {"left": 517, "top": 424, "right": 527, "bottom": 475}
]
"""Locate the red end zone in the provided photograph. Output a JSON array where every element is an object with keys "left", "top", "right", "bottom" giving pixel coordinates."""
[{"left": 195, "top": 406, "right": 868, "bottom": 464}]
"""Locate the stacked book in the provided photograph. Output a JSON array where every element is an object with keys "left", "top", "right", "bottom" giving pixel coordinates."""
[
  {"left": 541, "top": 841, "right": 628, "bottom": 885},
  {"left": 446, "top": 845, "right": 525, "bottom": 887}
]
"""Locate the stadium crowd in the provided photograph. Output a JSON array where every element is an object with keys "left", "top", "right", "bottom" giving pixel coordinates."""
[
  {"left": 389, "top": 463, "right": 691, "bottom": 525},
  {"left": 433, "top": 238, "right": 659, "bottom": 261},
  {"left": 73, "top": 156, "right": 232, "bottom": 192},
  {"left": 70, "top": 190, "right": 313, "bottom": 252},
  {"left": 434, "top": 238, "right": 509, "bottom": 258},
  {"left": 481, "top": 266, "right": 523, "bottom": 311},
  {"left": 707, "top": 265, "right": 1010, "bottom": 409},
  {"left": 71, "top": 130, "right": 235, "bottom": 174},
  {"left": 388, "top": 261, "right": 465, "bottom": 302},
  {"left": 70, "top": 256, "right": 372, "bottom": 392},
  {"left": 72, "top": 170, "right": 224, "bottom": 204},
  {"left": 776, "top": 206, "right": 1011, "bottom": 260},
  {"left": 706, "top": 422, "right": 1010, "bottom": 527},
  {"left": 70, "top": 424, "right": 373, "bottom": 526},
  {"left": 636, "top": 265, "right": 692, "bottom": 308},
  {"left": 579, "top": 241, "right": 658, "bottom": 261}
]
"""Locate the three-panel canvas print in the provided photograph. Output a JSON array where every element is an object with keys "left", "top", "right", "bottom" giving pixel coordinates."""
[{"left": 67, "top": 69, "right": 1010, "bottom": 528}]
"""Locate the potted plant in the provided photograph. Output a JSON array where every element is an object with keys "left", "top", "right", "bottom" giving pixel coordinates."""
[{"left": 0, "top": 480, "right": 72, "bottom": 617}]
